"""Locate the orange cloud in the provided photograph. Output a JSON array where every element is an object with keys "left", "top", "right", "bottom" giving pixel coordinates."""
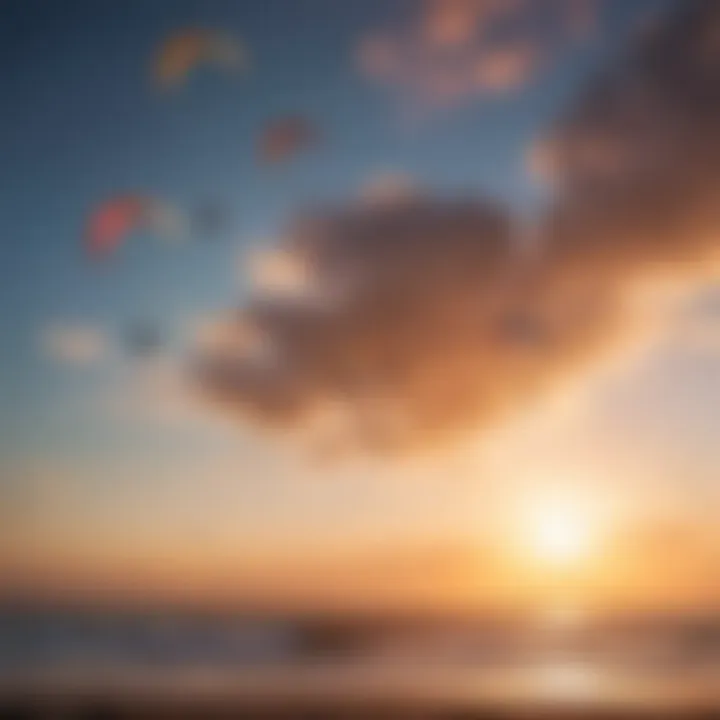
[{"left": 198, "top": 1, "right": 720, "bottom": 457}]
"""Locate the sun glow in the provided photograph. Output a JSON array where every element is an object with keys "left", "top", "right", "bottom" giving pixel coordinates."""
[{"left": 521, "top": 488, "right": 602, "bottom": 568}]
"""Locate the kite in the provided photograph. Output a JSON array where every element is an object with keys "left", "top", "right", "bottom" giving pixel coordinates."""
[
  {"left": 153, "top": 29, "right": 247, "bottom": 89},
  {"left": 84, "top": 195, "right": 186, "bottom": 259}
]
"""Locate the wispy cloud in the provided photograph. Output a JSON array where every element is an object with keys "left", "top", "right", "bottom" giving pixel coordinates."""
[
  {"left": 40, "top": 322, "right": 113, "bottom": 367},
  {"left": 357, "top": 0, "right": 597, "bottom": 107}
]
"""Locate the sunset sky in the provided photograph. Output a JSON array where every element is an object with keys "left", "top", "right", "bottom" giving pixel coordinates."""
[{"left": 0, "top": 0, "right": 718, "bottom": 614}]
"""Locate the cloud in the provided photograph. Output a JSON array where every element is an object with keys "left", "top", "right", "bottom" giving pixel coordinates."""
[
  {"left": 196, "top": 197, "right": 615, "bottom": 454},
  {"left": 197, "top": 0, "right": 720, "bottom": 456},
  {"left": 356, "top": 0, "right": 597, "bottom": 106},
  {"left": 40, "top": 322, "right": 112, "bottom": 366},
  {"left": 247, "top": 246, "right": 317, "bottom": 301},
  {"left": 541, "top": 0, "right": 720, "bottom": 281}
]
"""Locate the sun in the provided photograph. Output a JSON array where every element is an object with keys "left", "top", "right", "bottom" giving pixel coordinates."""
[
  {"left": 532, "top": 500, "right": 591, "bottom": 564},
  {"left": 521, "top": 489, "right": 601, "bottom": 568}
]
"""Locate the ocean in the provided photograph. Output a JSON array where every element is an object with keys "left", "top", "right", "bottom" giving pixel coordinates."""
[{"left": 0, "top": 608, "right": 717, "bottom": 713}]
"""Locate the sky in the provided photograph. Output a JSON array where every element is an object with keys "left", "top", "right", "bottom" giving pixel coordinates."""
[{"left": 0, "top": 0, "right": 718, "bottom": 614}]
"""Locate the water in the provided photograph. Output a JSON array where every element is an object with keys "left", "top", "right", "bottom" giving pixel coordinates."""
[{"left": 0, "top": 609, "right": 717, "bottom": 710}]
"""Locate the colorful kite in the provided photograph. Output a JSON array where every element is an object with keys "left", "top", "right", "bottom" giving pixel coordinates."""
[{"left": 153, "top": 29, "right": 247, "bottom": 89}]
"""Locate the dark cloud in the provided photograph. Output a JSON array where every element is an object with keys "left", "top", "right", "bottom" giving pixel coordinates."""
[{"left": 197, "top": 0, "right": 720, "bottom": 455}]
